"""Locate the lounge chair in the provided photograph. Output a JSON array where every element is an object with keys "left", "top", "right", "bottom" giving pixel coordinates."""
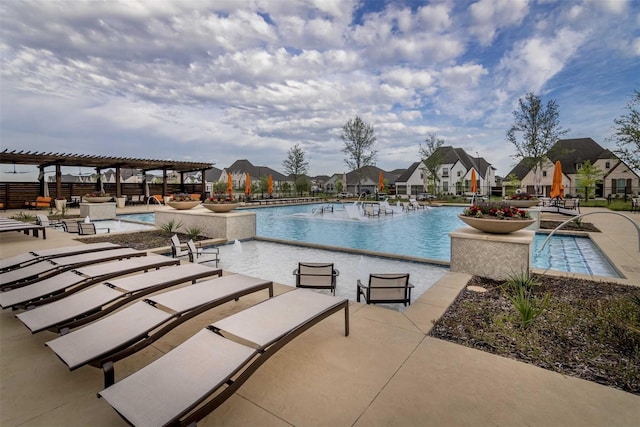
[
  {"left": 1, "top": 255, "right": 180, "bottom": 310},
  {"left": 402, "top": 202, "right": 415, "bottom": 211},
  {"left": 79, "top": 222, "right": 110, "bottom": 235},
  {"left": 0, "top": 247, "right": 145, "bottom": 290},
  {"left": 0, "top": 242, "right": 121, "bottom": 272},
  {"left": 632, "top": 197, "right": 640, "bottom": 213},
  {"left": 409, "top": 198, "right": 424, "bottom": 209},
  {"left": 293, "top": 262, "right": 339, "bottom": 295},
  {"left": 0, "top": 218, "right": 47, "bottom": 239},
  {"left": 357, "top": 273, "right": 414, "bottom": 306},
  {"left": 35, "top": 214, "right": 63, "bottom": 229},
  {"left": 364, "top": 205, "right": 379, "bottom": 217},
  {"left": 187, "top": 239, "right": 220, "bottom": 267},
  {"left": 26, "top": 196, "right": 52, "bottom": 209},
  {"left": 16, "top": 263, "right": 221, "bottom": 333},
  {"left": 46, "top": 273, "right": 274, "bottom": 387},
  {"left": 98, "top": 289, "right": 349, "bottom": 426},
  {"left": 563, "top": 198, "right": 580, "bottom": 212}
]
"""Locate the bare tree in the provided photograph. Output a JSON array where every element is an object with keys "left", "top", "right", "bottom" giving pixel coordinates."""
[
  {"left": 282, "top": 143, "right": 309, "bottom": 196},
  {"left": 507, "top": 92, "right": 569, "bottom": 194},
  {"left": 419, "top": 133, "right": 445, "bottom": 195},
  {"left": 340, "top": 115, "right": 377, "bottom": 194},
  {"left": 611, "top": 89, "right": 640, "bottom": 173}
]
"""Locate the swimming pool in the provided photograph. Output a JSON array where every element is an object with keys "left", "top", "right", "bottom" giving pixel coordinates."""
[
  {"left": 244, "top": 203, "right": 619, "bottom": 278},
  {"left": 117, "top": 204, "right": 620, "bottom": 277}
]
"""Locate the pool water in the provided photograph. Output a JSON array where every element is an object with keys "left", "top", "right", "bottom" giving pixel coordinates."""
[
  {"left": 216, "top": 240, "right": 448, "bottom": 310},
  {"left": 245, "top": 203, "right": 619, "bottom": 278},
  {"left": 117, "top": 204, "right": 619, "bottom": 277}
]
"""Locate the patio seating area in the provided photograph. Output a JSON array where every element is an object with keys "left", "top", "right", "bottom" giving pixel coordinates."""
[{"left": 0, "top": 206, "right": 639, "bottom": 426}]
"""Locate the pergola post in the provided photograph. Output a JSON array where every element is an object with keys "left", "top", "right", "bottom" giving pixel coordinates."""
[
  {"left": 162, "top": 169, "right": 168, "bottom": 197},
  {"left": 115, "top": 166, "right": 121, "bottom": 198}
]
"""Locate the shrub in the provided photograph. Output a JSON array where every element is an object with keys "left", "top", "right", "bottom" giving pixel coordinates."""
[
  {"left": 503, "top": 272, "right": 549, "bottom": 329},
  {"left": 159, "top": 219, "right": 183, "bottom": 235},
  {"left": 184, "top": 225, "right": 203, "bottom": 240}
]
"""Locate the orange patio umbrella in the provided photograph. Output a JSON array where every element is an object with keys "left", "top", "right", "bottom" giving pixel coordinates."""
[
  {"left": 470, "top": 169, "right": 477, "bottom": 193},
  {"left": 226, "top": 172, "right": 233, "bottom": 197},
  {"left": 245, "top": 173, "right": 252, "bottom": 195},
  {"left": 267, "top": 174, "right": 273, "bottom": 195},
  {"left": 378, "top": 171, "right": 384, "bottom": 192},
  {"left": 550, "top": 161, "right": 564, "bottom": 199}
]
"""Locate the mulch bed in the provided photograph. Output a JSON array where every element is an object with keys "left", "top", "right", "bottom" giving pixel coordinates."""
[
  {"left": 539, "top": 220, "right": 600, "bottom": 232},
  {"left": 77, "top": 230, "right": 207, "bottom": 251},
  {"left": 429, "top": 275, "right": 640, "bottom": 395}
]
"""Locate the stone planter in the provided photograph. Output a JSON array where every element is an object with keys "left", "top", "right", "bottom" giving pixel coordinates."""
[
  {"left": 55, "top": 199, "right": 67, "bottom": 211},
  {"left": 166, "top": 200, "right": 201, "bottom": 210},
  {"left": 116, "top": 197, "right": 127, "bottom": 208},
  {"left": 203, "top": 203, "right": 239, "bottom": 213},
  {"left": 458, "top": 214, "right": 536, "bottom": 234},
  {"left": 506, "top": 199, "right": 539, "bottom": 208},
  {"left": 84, "top": 196, "right": 113, "bottom": 203}
]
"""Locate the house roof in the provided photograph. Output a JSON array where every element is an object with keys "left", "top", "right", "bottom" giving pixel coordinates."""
[
  {"left": 395, "top": 162, "right": 422, "bottom": 182},
  {"left": 427, "top": 146, "right": 492, "bottom": 178},
  {"left": 547, "top": 138, "right": 613, "bottom": 174},
  {"left": 225, "top": 159, "right": 289, "bottom": 181}
]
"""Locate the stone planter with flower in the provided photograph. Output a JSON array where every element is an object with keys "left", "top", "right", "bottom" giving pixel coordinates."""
[
  {"left": 506, "top": 192, "right": 539, "bottom": 208},
  {"left": 166, "top": 193, "right": 201, "bottom": 210},
  {"left": 84, "top": 191, "right": 113, "bottom": 203},
  {"left": 459, "top": 202, "right": 536, "bottom": 234},
  {"left": 203, "top": 195, "right": 239, "bottom": 213}
]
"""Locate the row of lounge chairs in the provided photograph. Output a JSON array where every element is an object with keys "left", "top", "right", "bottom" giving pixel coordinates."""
[
  {"left": 2, "top": 243, "right": 348, "bottom": 425},
  {"left": 0, "top": 217, "right": 47, "bottom": 239}
]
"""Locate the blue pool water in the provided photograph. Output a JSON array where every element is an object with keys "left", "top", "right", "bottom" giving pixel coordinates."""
[{"left": 118, "top": 204, "right": 620, "bottom": 277}]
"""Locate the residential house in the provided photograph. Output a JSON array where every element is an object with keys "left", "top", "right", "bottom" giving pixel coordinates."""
[
  {"left": 221, "top": 159, "right": 290, "bottom": 196},
  {"left": 504, "top": 138, "right": 639, "bottom": 198},
  {"left": 396, "top": 146, "right": 495, "bottom": 196}
]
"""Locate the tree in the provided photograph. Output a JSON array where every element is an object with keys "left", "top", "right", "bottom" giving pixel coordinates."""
[
  {"left": 611, "top": 90, "right": 640, "bottom": 173},
  {"left": 507, "top": 92, "right": 569, "bottom": 194},
  {"left": 282, "top": 143, "right": 309, "bottom": 196},
  {"left": 576, "top": 160, "right": 603, "bottom": 201},
  {"left": 340, "top": 115, "right": 377, "bottom": 194},
  {"left": 419, "top": 133, "right": 445, "bottom": 195},
  {"left": 504, "top": 173, "right": 521, "bottom": 197}
]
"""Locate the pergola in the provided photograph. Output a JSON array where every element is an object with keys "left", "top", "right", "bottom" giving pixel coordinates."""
[{"left": 0, "top": 149, "right": 214, "bottom": 198}]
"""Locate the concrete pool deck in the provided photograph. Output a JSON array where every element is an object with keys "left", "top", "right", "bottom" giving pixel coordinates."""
[{"left": 1, "top": 205, "right": 639, "bottom": 426}]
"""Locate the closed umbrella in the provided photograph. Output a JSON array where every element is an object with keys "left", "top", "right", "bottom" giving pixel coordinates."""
[
  {"left": 550, "top": 161, "right": 563, "bottom": 200},
  {"left": 471, "top": 169, "right": 477, "bottom": 193},
  {"left": 378, "top": 171, "right": 384, "bottom": 192},
  {"left": 227, "top": 172, "right": 233, "bottom": 198},
  {"left": 268, "top": 174, "right": 273, "bottom": 196},
  {"left": 343, "top": 172, "right": 347, "bottom": 194},
  {"left": 245, "top": 173, "right": 251, "bottom": 196}
]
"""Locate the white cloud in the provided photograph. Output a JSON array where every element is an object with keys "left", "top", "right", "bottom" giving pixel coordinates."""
[{"left": 468, "top": 0, "right": 530, "bottom": 46}]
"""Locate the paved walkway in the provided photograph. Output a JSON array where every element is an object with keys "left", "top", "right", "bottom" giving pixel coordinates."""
[{"left": 0, "top": 206, "right": 639, "bottom": 426}]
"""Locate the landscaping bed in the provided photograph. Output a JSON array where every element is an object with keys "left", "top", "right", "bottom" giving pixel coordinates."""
[{"left": 430, "top": 275, "right": 640, "bottom": 395}]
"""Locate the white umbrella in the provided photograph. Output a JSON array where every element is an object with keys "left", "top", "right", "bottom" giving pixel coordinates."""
[
  {"left": 43, "top": 180, "right": 49, "bottom": 197},
  {"left": 144, "top": 178, "right": 150, "bottom": 198},
  {"left": 99, "top": 174, "right": 105, "bottom": 193}
]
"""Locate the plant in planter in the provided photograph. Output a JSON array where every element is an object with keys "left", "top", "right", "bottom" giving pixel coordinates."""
[
  {"left": 506, "top": 191, "right": 539, "bottom": 207},
  {"left": 84, "top": 191, "right": 112, "bottom": 203},
  {"left": 459, "top": 202, "right": 535, "bottom": 234},
  {"left": 203, "top": 195, "right": 239, "bottom": 212},
  {"left": 165, "top": 193, "right": 200, "bottom": 210}
]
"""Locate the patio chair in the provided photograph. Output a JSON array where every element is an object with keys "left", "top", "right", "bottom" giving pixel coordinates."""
[
  {"left": 78, "top": 222, "right": 110, "bottom": 235},
  {"left": 364, "top": 205, "right": 379, "bottom": 217},
  {"left": 0, "top": 247, "right": 145, "bottom": 290},
  {"left": 35, "top": 214, "right": 63, "bottom": 229},
  {"left": 293, "top": 262, "right": 339, "bottom": 295},
  {"left": 98, "top": 289, "right": 349, "bottom": 426},
  {"left": 632, "top": 197, "right": 640, "bottom": 213},
  {"left": 187, "top": 239, "right": 220, "bottom": 267},
  {"left": 46, "top": 273, "right": 274, "bottom": 388},
  {"left": 62, "top": 219, "right": 82, "bottom": 233},
  {"left": 0, "top": 242, "right": 121, "bottom": 272},
  {"left": 170, "top": 234, "right": 203, "bottom": 258},
  {"left": 16, "top": 263, "right": 221, "bottom": 333},
  {"left": 563, "top": 198, "right": 580, "bottom": 213},
  {"left": 357, "top": 273, "right": 413, "bottom": 306},
  {"left": 1, "top": 255, "right": 180, "bottom": 311}
]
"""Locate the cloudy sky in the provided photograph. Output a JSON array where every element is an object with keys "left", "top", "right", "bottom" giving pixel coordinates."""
[{"left": 1, "top": 0, "right": 638, "bottom": 180}]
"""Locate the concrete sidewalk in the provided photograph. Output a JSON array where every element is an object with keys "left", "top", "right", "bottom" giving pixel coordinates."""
[{"left": 1, "top": 207, "right": 639, "bottom": 426}]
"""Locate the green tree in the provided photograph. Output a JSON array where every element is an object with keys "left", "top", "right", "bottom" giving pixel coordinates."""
[
  {"left": 280, "top": 181, "right": 291, "bottom": 196},
  {"left": 576, "top": 160, "right": 603, "bottom": 201},
  {"left": 507, "top": 92, "right": 569, "bottom": 194},
  {"left": 419, "top": 133, "right": 445, "bottom": 195},
  {"left": 282, "top": 143, "right": 309, "bottom": 196},
  {"left": 340, "top": 115, "right": 377, "bottom": 194},
  {"left": 611, "top": 90, "right": 640, "bottom": 173},
  {"left": 504, "top": 173, "right": 521, "bottom": 197}
]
